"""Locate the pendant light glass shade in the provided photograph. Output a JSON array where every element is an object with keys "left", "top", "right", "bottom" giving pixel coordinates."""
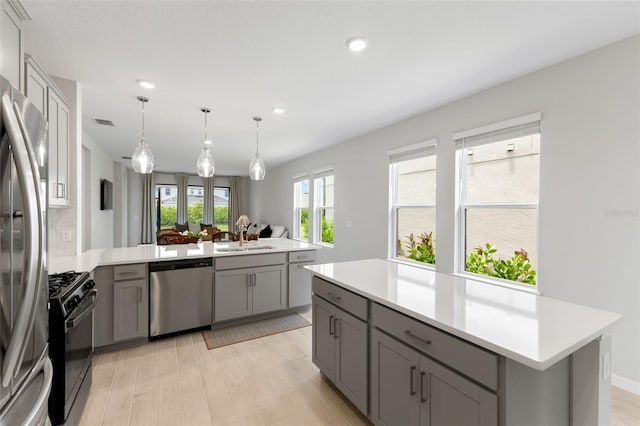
[
  {"left": 196, "top": 108, "right": 215, "bottom": 177},
  {"left": 197, "top": 147, "right": 215, "bottom": 177},
  {"left": 249, "top": 116, "right": 265, "bottom": 181},
  {"left": 131, "top": 96, "right": 154, "bottom": 174}
]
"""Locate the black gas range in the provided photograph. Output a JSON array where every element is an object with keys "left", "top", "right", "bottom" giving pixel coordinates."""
[{"left": 48, "top": 271, "right": 97, "bottom": 426}]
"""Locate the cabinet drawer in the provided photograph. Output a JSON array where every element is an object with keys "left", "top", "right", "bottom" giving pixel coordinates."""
[
  {"left": 371, "top": 302, "right": 498, "bottom": 391},
  {"left": 114, "top": 263, "right": 146, "bottom": 281},
  {"left": 288, "top": 250, "right": 316, "bottom": 263},
  {"left": 216, "top": 253, "right": 286, "bottom": 270},
  {"left": 312, "top": 277, "right": 368, "bottom": 321}
]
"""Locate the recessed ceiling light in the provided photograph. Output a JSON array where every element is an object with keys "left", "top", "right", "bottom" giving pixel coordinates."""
[
  {"left": 137, "top": 79, "right": 155, "bottom": 89},
  {"left": 272, "top": 107, "right": 285, "bottom": 114},
  {"left": 346, "top": 36, "right": 368, "bottom": 52}
]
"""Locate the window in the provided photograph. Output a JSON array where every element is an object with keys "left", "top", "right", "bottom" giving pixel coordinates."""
[
  {"left": 187, "top": 185, "right": 204, "bottom": 224},
  {"left": 293, "top": 178, "right": 309, "bottom": 240},
  {"left": 389, "top": 142, "right": 437, "bottom": 265},
  {"left": 314, "top": 172, "right": 334, "bottom": 245},
  {"left": 155, "top": 184, "right": 177, "bottom": 230},
  {"left": 214, "top": 187, "right": 230, "bottom": 231},
  {"left": 455, "top": 114, "right": 540, "bottom": 286}
]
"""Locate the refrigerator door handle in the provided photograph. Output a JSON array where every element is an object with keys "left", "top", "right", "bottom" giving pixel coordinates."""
[
  {"left": 0, "top": 94, "right": 43, "bottom": 387},
  {"left": 21, "top": 357, "right": 52, "bottom": 426},
  {"left": 12, "top": 99, "right": 46, "bottom": 377}
]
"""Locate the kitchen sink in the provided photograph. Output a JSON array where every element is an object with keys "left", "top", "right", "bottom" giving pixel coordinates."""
[{"left": 215, "top": 245, "right": 276, "bottom": 252}]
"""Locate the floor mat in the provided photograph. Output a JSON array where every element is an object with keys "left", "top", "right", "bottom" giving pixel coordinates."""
[{"left": 202, "top": 313, "right": 311, "bottom": 350}]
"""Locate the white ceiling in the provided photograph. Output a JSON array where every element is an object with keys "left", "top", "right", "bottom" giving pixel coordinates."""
[{"left": 21, "top": 1, "right": 639, "bottom": 177}]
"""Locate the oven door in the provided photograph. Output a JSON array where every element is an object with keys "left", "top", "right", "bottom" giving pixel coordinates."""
[{"left": 63, "top": 289, "right": 96, "bottom": 420}]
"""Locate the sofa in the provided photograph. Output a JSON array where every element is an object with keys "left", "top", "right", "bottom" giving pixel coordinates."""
[{"left": 246, "top": 223, "right": 289, "bottom": 239}]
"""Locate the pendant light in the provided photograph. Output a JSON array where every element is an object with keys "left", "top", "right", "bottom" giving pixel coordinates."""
[
  {"left": 249, "top": 116, "right": 265, "bottom": 180},
  {"left": 196, "top": 107, "right": 215, "bottom": 177},
  {"left": 131, "top": 96, "right": 154, "bottom": 174}
]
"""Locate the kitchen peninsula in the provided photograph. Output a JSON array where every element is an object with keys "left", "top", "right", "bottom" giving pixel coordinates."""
[
  {"left": 50, "top": 239, "right": 320, "bottom": 351},
  {"left": 307, "top": 259, "right": 622, "bottom": 426}
]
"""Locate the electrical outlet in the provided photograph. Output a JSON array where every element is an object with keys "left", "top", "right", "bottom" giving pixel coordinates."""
[
  {"left": 602, "top": 352, "right": 610, "bottom": 381},
  {"left": 62, "top": 230, "right": 72, "bottom": 242}
]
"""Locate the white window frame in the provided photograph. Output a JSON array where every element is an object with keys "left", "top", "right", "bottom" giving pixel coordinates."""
[
  {"left": 313, "top": 168, "right": 334, "bottom": 247},
  {"left": 454, "top": 113, "right": 541, "bottom": 289},
  {"left": 388, "top": 140, "right": 437, "bottom": 266},
  {"left": 293, "top": 176, "right": 310, "bottom": 241}
]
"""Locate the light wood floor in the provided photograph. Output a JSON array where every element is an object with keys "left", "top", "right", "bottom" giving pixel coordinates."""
[{"left": 79, "top": 313, "right": 639, "bottom": 426}]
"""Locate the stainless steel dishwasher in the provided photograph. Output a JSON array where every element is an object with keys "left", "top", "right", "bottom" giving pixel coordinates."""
[{"left": 149, "top": 258, "right": 213, "bottom": 337}]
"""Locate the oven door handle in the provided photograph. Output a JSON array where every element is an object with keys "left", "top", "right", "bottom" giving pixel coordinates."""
[{"left": 65, "top": 289, "right": 98, "bottom": 331}]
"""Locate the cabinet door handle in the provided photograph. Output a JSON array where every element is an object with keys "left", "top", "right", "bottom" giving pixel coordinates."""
[
  {"left": 334, "top": 317, "right": 340, "bottom": 339},
  {"left": 329, "top": 315, "right": 334, "bottom": 336},
  {"left": 247, "top": 273, "right": 251, "bottom": 287},
  {"left": 253, "top": 273, "right": 257, "bottom": 286},
  {"left": 138, "top": 286, "right": 142, "bottom": 303},
  {"left": 404, "top": 330, "right": 432, "bottom": 346},
  {"left": 420, "top": 371, "right": 427, "bottom": 402},
  {"left": 327, "top": 292, "right": 342, "bottom": 302},
  {"left": 410, "top": 366, "right": 417, "bottom": 395}
]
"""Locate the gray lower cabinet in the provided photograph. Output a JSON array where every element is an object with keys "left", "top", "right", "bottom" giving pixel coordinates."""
[
  {"left": 214, "top": 264, "right": 287, "bottom": 322},
  {"left": 93, "top": 266, "right": 115, "bottom": 347},
  {"left": 93, "top": 263, "right": 148, "bottom": 349},
  {"left": 312, "top": 295, "right": 368, "bottom": 414},
  {"left": 371, "top": 328, "right": 497, "bottom": 426},
  {"left": 113, "top": 279, "right": 148, "bottom": 341}
]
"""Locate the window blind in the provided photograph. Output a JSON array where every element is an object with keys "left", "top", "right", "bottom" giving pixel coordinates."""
[
  {"left": 454, "top": 113, "right": 541, "bottom": 149},
  {"left": 313, "top": 167, "right": 334, "bottom": 179},
  {"left": 388, "top": 139, "right": 437, "bottom": 164},
  {"left": 293, "top": 173, "right": 309, "bottom": 183}
]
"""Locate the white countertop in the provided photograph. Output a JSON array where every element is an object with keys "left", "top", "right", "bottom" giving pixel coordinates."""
[
  {"left": 49, "top": 239, "right": 320, "bottom": 274},
  {"left": 306, "top": 259, "right": 622, "bottom": 371}
]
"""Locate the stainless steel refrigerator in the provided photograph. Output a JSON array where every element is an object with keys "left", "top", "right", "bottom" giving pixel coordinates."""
[{"left": 0, "top": 75, "right": 52, "bottom": 425}]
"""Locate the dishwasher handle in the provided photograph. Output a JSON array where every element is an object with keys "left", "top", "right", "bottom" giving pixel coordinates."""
[{"left": 149, "top": 258, "right": 213, "bottom": 272}]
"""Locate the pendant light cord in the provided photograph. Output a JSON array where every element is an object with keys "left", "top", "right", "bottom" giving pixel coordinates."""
[
  {"left": 141, "top": 100, "right": 145, "bottom": 143},
  {"left": 204, "top": 110, "right": 208, "bottom": 142},
  {"left": 255, "top": 118, "right": 260, "bottom": 154}
]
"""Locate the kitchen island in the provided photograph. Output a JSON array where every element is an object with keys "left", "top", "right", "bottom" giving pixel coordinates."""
[
  {"left": 50, "top": 239, "right": 320, "bottom": 351},
  {"left": 306, "top": 259, "right": 622, "bottom": 426}
]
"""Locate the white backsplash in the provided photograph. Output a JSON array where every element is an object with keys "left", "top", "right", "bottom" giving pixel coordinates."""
[{"left": 48, "top": 207, "right": 77, "bottom": 257}]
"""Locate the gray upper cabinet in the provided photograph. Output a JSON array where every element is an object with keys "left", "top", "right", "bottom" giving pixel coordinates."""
[
  {"left": 24, "top": 55, "right": 71, "bottom": 207},
  {"left": 370, "top": 328, "right": 497, "bottom": 426},
  {"left": 214, "top": 264, "right": 287, "bottom": 322},
  {"left": 113, "top": 278, "right": 148, "bottom": 342},
  {"left": 1, "top": 0, "right": 26, "bottom": 91},
  {"left": 312, "top": 294, "right": 368, "bottom": 414}
]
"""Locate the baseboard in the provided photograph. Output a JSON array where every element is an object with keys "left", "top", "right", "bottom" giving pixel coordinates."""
[{"left": 612, "top": 374, "right": 640, "bottom": 395}]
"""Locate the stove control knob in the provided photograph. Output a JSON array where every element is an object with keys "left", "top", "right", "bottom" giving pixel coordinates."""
[{"left": 84, "top": 280, "right": 95, "bottom": 290}]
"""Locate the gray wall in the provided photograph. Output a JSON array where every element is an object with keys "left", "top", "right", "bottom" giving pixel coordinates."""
[
  {"left": 82, "top": 131, "right": 114, "bottom": 249},
  {"left": 249, "top": 36, "right": 640, "bottom": 387}
]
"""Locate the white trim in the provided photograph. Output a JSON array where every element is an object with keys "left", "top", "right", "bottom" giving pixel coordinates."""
[
  {"left": 293, "top": 173, "right": 308, "bottom": 182},
  {"left": 388, "top": 257, "right": 436, "bottom": 271},
  {"left": 612, "top": 374, "right": 640, "bottom": 396},
  {"left": 312, "top": 166, "right": 334, "bottom": 179},
  {"left": 7, "top": 0, "right": 32, "bottom": 20},
  {"left": 388, "top": 139, "right": 437, "bottom": 156},
  {"left": 453, "top": 112, "right": 542, "bottom": 141},
  {"left": 453, "top": 272, "right": 542, "bottom": 295}
]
